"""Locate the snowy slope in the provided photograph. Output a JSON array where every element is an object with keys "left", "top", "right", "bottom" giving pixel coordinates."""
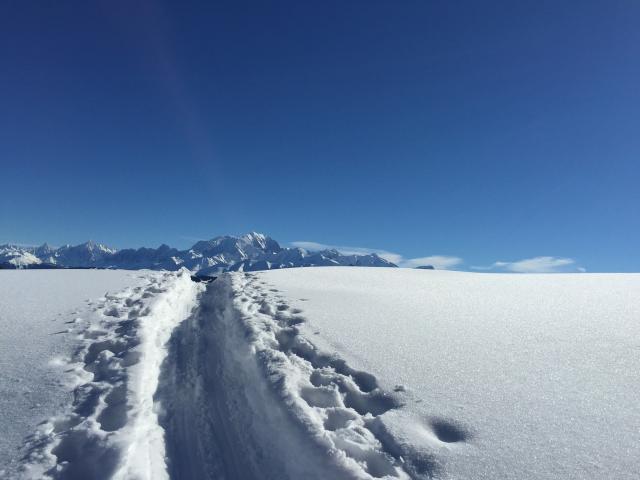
[
  {"left": 0, "top": 270, "right": 149, "bottom": 477},
  {"left": 250, "top": 267, "right": 640, "bottom": 479}
]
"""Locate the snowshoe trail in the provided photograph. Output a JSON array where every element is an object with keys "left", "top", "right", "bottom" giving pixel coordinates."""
[
  {"left": 235, "top": 273, "right": 474, "bottom": 480},
  {"left": 18, "top": 270, "right": 202, "bottom": 480},
  {"left": 232, "top": 273, "right": 414, "bottom": 479},
  {"left": 15, "top": 269, "right": 465, "bottom": 480}
]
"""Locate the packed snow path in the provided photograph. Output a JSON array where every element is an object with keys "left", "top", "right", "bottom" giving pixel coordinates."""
[
  {"left": 158, "top": 273, "right": 413, "bottom": 479},
  {"left": 157, "top": 268, "right": 640, "bottom": 479}
]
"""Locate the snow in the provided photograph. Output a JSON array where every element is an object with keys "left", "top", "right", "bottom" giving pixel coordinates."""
[
  {"left": 3, "top": 266, "right": 638, "bottom": 479},
  {"left": 1, "top": 269, "right": 202, "bottom": 479},
  {"left": 0, "top": 246, "right": 42, "bottom": 266},
  {"left": 155, "top": 274, "right": 347, "bottom": 480},
  {"left": 0, "top": 270, "right": 148, "bottom": 477},
  {"left": 247, "top": 267, "right": 640, "bottom": 479},
  {"left": 110, "top": 270, "right": 202, "bottom": 480}
]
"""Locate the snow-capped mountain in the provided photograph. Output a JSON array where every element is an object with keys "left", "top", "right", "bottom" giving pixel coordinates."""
[
  {"left": 0, "top": 232, "right": 396, "bottom": 272},
  {"left": 0, "top": 244, "right": 42, "bottom": 267},
  {"left": 52, "top": 240, "right": 117, "bottom": 266}
]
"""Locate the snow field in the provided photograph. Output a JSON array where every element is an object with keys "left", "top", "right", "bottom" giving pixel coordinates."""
[
  {"left": 6, "top": 266, "right": 639, "bottom": 480},
  {"left": 254, "top": 267, "right": 640, "bottom": 480},
  {"left": 0, "top": 270, "right": 150, "bottom": 478}
]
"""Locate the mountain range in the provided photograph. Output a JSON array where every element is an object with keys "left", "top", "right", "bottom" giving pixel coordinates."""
[{"left": 0, "top": 232, "right": 397, "bottom": 273}]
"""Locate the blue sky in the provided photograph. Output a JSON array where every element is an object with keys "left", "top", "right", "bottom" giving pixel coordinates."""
[{"left": 1, "top": 1, "right": 639, "bottom": 272}]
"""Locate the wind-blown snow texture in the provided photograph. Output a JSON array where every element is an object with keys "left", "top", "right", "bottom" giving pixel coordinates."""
[
  {"left": 254, "top": 267, "right": 640, "bottom": 479},
  {"left": 0, "top": 232, "right": 395, "bottom": 272},
  {"left": 0, "top": 270, "right": 149, "bottom": 478}
]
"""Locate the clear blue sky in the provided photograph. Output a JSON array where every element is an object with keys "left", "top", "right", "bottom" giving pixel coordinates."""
[{"left": 1, "top": 1, "right": 638, "bottom": 272}]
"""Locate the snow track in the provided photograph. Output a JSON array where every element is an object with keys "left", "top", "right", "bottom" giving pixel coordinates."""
[
  {"left": 230, "top": 273, "right": 414, "bottom": 479},
  {"left": 16, "top": 270, "right": 457, "bottom": 479},
  {"left": 157, "top": 273, "right": 428, "bottom": 480},
  {"left": 18, "top": 270, "right": 202, "bottom": 480}
]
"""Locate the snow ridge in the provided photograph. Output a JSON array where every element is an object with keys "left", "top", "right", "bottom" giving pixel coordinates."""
[{"left": 18, "top": 270, "right": 202, "bottom": 480}]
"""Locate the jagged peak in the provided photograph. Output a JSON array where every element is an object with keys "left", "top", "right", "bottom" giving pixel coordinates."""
[
  {"left": 82, "top": 240, "right": 115, "bottom": 252},
  {"left": 241, "top": 231, "right": 266, "bottom": 241}
]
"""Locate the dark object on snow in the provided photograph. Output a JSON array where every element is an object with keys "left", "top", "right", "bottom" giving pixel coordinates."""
[
  {"left": 0, "top": 262, "right": 63, "bottom": 270},
  {"left": 190, "top": 274, "right": 217, "bottom": 283},
  {"left": 415, "top": 265, "right": 435, "bottom": 270}
]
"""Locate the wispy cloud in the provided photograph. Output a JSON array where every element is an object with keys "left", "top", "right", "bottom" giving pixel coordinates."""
[
  {"left": 290, "top": 241, "right": 462, "bottom": 269},
  {"left": 472, "top": 256, "right": 582, "bottom": 273},
  {"left": 401, "top": 255, "right": 464, "bottom": 269}
]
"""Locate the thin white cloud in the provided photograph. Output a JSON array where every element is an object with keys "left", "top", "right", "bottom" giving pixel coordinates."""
[
  {"left": 290, "top": 241, "right": 462, "bottom": 269},
  {"left": 401, "top": 255, "right": 463, "bottom": 269},
  {"left": 472, "top": 256, "right": 581, "bottom": 273}
]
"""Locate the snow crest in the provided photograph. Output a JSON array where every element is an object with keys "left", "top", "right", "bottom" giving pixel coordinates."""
[{"left": 18, "top": 270, "right": 202, "bottom": 479}]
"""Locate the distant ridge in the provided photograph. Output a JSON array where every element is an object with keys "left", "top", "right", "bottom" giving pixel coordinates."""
[{"left": 0, "top": 232, "right": 396, "bottom": 273}]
